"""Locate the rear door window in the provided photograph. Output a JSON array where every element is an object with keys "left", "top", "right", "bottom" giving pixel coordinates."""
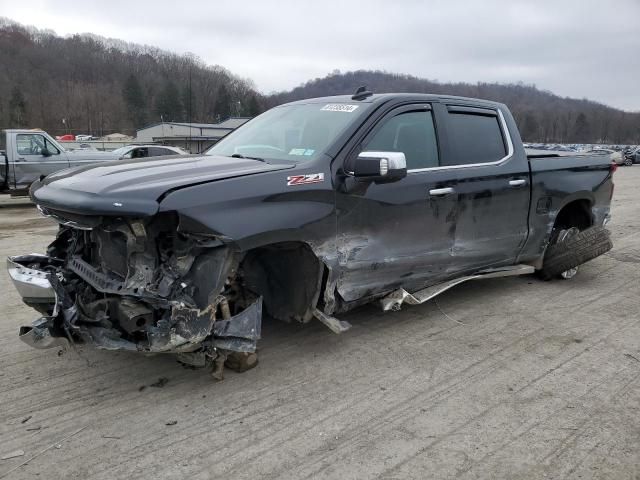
[
  {"left": 149, "top": 147, "right": 173, "bottom": 156},
  {"left": 443, "top": 107, "right": 507, "bottom": 166}
]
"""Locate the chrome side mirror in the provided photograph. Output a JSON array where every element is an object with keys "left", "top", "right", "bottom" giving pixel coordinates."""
[{"left": 352, "top": 151, "right": 407, "bottom": 181}]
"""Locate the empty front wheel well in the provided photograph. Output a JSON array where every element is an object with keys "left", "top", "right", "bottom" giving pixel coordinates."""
[{"left": 239, "top": 242, "right": 323, "bottom": 323}]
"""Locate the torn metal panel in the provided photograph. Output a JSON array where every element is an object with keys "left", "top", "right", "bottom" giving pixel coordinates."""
[
  {"left": 18, "top": 318, "right": 69, "bottom": 350},
  {"left": 312, "top": 308, "right": 352, "bottom": 334},
  {"left": 380, "top": 264, "right": 535, "bottom": 311},
  {"left": 213, "top": 297, "right": 261, "bottom": 341}
]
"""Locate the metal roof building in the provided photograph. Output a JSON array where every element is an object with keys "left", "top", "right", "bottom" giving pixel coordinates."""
[{"left": 135, "top": 117, "right": 251, "bottom": 153}]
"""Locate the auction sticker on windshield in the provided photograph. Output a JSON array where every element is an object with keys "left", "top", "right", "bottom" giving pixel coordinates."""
[{"left": 320, "top": 104, "right": 359, "bottom": 112}]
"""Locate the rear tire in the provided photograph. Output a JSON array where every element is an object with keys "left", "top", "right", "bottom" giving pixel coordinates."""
[
  {"left": 538, "top": 226, "right": 612, "bottom": 280},
  {"left": 624, "top": 158, "right": 633, "bottom": 166}
]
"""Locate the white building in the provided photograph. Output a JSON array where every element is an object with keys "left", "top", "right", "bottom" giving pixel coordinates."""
[{"left": 135, "top": 117, "right": 251, "bottom": 153}]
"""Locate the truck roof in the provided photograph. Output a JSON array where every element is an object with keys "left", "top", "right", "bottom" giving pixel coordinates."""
[
  {"left": 2, "top": 129, "right": 46, "bottom": 133},
  {"left": 283, "top": 93, "right": 505, "bottom": 109}
]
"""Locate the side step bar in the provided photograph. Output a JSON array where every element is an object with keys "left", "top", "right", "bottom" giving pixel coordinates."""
[{"left": 380, "top": 264, "right": 534, "bottom": 311}]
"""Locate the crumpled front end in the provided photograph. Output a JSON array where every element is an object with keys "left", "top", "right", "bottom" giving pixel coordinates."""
[{"left": 7, "top": 211, "right": 262, "bottom": 372}]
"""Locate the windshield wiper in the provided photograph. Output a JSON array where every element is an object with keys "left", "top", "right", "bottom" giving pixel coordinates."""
[{"left": 230, "top": 153, "right": 267, "bottom": 163}]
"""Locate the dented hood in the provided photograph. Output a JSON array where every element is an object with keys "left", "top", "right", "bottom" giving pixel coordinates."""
[{"left": 31, "top": 155, "right": 293, "bottom": 216}]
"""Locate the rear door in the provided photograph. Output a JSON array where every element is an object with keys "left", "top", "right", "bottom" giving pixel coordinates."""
[
  {"left": 434, "top": 104, "right": 530, "bottom": 271},
  {"left": 13, "top": 133, "right": 70, "bottom": 188}
]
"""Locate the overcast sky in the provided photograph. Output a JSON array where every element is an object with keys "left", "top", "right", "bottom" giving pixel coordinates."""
[{"left": 2, "top": 0, "right": 639, "bottom": 111}]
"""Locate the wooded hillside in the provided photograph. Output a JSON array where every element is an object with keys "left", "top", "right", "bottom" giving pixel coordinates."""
[
  {"left": 0, "top": 18, "right": 264, "bottom": 136},
  {"left": 1, "top": 18, "right": 638, "bottom": 144},
  {"left": 270, "top": 71, "right": 640, "bottom": 144}
]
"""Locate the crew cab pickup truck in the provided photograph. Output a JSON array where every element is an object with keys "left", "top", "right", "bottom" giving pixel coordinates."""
[
  {"left": 0, "top": 129, "right": 117, "bottom": 194},
  {"left": 7, "top": 92, "right": 614, "bottom": 378}
]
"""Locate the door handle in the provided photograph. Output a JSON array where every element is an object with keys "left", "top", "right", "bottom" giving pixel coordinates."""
[
  {"left": 508, "top": 179, "right": 526, "bottom": 187},
  {"left": 429, "top": 187, "right": 455, "bottom": 197}
]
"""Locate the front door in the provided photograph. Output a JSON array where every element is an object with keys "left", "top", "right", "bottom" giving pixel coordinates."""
[
  {"left": 13, "top": 133, "right": 69, "bottom": 189},
  {"left": 335, "top": 103, "right": 459, "bottom": 303}
]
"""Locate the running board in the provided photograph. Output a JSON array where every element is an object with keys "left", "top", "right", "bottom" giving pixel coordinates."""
[{"left": 380, "top": 264, "right": 535, "bottom": 312}]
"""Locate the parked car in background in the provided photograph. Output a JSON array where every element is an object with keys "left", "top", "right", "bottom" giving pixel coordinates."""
[
  {"left": 74, "top": 143, "right": 98, "bottom": 151},
  {"left": 623, "top": 147, "right": 639, "bottom": 166},
  {"left": 110, "top": 144, "right": 189, "bottom": 159},
  {"left": 585, "top": 148, "right": 625, "bottom": 165}
]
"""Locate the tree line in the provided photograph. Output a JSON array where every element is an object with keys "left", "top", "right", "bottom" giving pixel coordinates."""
[
  {"left": 1, "top": 18, "right": 638, "bottom": 145},
  {"left": 269, "top": 70, "right": 640, "bottom": 145},
  {"left": 0, "top": 18, "right": 265, "bottom": 136}
]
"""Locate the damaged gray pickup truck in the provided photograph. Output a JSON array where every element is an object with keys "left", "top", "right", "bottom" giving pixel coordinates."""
[{"left": 8, "top": 91, "right": 614, "bottom": 378}]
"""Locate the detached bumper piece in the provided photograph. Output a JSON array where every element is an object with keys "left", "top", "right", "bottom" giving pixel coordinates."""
[
  {"left": 8, "top": 255, "right": 263, "bottom": 379},
  {"left": 7, "top": 255, "right": 58, "bottom": 306}
]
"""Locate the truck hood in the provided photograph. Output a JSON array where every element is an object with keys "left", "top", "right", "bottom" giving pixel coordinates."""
[{"left": 31, "top": 155, "right": 294, "bottom": 216}]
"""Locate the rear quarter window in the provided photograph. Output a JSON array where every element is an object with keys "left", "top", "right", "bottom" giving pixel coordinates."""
[{"left": 444, "top": 111, "right": 507, "bottom": 166}]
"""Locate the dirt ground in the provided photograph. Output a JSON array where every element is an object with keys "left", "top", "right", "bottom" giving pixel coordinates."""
[{"left": 1, "top": 167, "right": 639, "bottom": 480}]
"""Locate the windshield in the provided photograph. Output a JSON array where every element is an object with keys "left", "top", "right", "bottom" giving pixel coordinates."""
[{"left": 205, "top": 102, "right": 366, "bottom": 162}]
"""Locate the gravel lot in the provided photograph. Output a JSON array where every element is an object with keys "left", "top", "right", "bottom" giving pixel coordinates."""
[{"left": 1, "top": 167, "right": 639, "bottom": 480}]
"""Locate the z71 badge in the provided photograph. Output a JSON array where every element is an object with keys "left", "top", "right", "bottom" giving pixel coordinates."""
[{"left": 287, "top": 173, "right": 325, "bottom": 186}]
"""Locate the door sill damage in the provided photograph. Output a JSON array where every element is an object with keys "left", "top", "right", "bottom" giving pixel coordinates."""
[{"left": 380, "top": 265, "right": 534, "bottom": 311}]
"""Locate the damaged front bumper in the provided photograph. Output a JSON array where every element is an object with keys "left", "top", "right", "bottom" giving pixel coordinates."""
[
  {"left": 7, "top": 255, "right": 57, "bottom": 305},
  {"left": 8, "top": 254, "right": 262, "bottom": 355}
]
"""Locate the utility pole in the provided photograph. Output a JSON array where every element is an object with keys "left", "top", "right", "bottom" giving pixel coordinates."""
[{"left": 188, "top": 62, "right": 192, "bottom": 153}]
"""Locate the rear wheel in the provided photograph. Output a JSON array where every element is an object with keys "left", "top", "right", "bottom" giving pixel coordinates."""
[
  {"left": 556, "top": 228, "right": 580, "bottom": 279},
  {"left": 624, "top": 158, "right": 633, "bottom": 166},
  {"left": 538, "top": 226, "right": 612, "bottom": 280}
]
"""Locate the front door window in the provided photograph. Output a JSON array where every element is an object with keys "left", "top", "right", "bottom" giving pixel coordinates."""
[{"left": 16, "top": 134, "right": 60, "bottom": 157}]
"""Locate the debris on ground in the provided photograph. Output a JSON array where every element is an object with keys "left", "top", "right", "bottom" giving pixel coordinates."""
[
  {"left": 0, "top": 426, "right": 86, "bottom": 479},
  {"left": 150, "top": 377, "right": 169, "bottom": 388},
  {"left": 1, "top": 450, "right": 25, "bottom": 460},
  {"left": 165, "top": 420, "right": 178, "bottom": 426},
  {"left": 21, "top": 416, "right": 32, "bottom": 424}
]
